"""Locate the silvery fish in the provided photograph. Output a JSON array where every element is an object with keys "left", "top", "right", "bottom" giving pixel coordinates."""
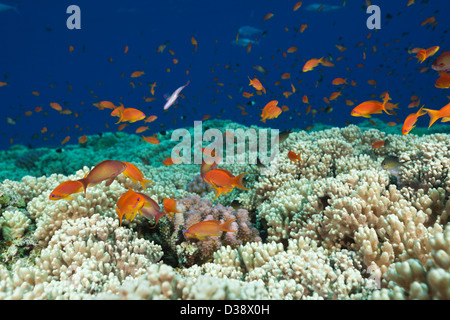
[
  {"left": 238, "top": 26, "right": 263, "bottom": 38},
  {"left": 232, "top": 38, "right": 259, "bottom": 47}
]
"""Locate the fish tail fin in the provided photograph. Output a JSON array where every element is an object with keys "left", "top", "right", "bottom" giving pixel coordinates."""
[
  {"left": 261, "top": 117, "right": 266, "bottom": 123},
  {"left": 234, "top": 172, "right": 250, "bottom": 191},
  {"left": 382, "top": 93, "right": 392, "bottom": 115},
  {"left": 115, "top": 115, "right": 123, "bottom": 124},
  {"left": 116, "top": 208, "right": 123, "bottom": 227},
  {"left": 77, "top": 178, "right": 89, "bottom": 196},
  {"left": 248, "top": 76, "right": 253, "bottom": 85},
  {"left": 221, "top": 219, "right": 237, "bottom": 233},
  {"left": 417, "top": 105, "right": 427, "bottom": 117},
  {"left": 423, "top": 108, "right": 441, "bottom": 128},
  {"left": 140, "top": 178, "right": 153, "bottom": 190}
]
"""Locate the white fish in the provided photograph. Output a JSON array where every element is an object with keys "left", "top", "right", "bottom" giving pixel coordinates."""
[
  {"left": 163, "top": 80, "right": 190, "bottom": 110},
  {"left": 0, "top": 3, "right": 19, "bottom": 14}
]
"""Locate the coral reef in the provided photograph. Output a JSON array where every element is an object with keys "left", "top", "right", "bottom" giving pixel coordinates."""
[{"left": 0, "top": 121, "right": 449, "bottom": 300}]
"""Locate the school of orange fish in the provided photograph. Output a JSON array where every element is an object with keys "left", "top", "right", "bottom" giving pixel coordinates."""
[{"left": 4, "top": 1, "right": 450, "bottom": 240}]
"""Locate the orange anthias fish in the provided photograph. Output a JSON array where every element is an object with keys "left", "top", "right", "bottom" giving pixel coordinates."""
[
  {"left": 114, "top": 107, "right": 146, "bottom": 124},
  {"left": 137, "top": 193, "right": 166, "bottom": 228},
  {"left": 351, "top": 93, "right": 391, "bottom": 118},
  {"left": 435, "top": 73, "right": 450, "bottom": 89},
  {"left": 200, "top": 156, "right": 221, "bottom": 186},
  {"left": 142, "top": 136, "right": 160, "bottom": 145},
  {"left": 163, "top": 157, "right": 181, "bottom": 166},
  {"left": 248, "top": 76, "right": 266, "bottom": 94},
  {"left": 49, "top": 180, "right": 84, "bottom": 200},
  {"left": 77, "top": 160, "right": 126, "bottom": 195},
  {"left": 163, "top": 198, "right": 180, "bottom": 216},
  {"left": 371, "top": 139, "right": 390, "bottom": 149},
  {"left": 184, "top": 219, "right": 237, "bottom": 241},
  {"left": 203, "top": 169, "right": 249, "bottom": 199},
  {"left": 302, "top": 57, "right": 323, "bottom": 72},
  {"left": 402, "top": 105, "right": 427, "bottom": 135},
  {"left": 50, "top": 102, "right": 63, "bottom": 111},
  {"left": 423, "top": 102, "right": 450, "bottom": 128},
  {"left": 261, "top": 100, "right": 282, "bottom": 123},
  {"left": 287, "top": 150, "right": 301, "bottom": 162},
  {"left": 121, "top": 161, "right": 153, "bottom": 190},
  {"left": 131, "top": 71, "right": 145, "bottom": 78},
  {"left": 116, "top": 189, "right": 146, "bottom": 227}
]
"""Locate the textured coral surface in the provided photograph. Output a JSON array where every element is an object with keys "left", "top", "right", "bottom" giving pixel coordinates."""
[{"left": 0, "top": 123, "right": 449, "bottom": 300}]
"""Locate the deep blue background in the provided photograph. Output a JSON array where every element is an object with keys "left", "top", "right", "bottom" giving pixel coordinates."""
[{"left": 0, "top": 0, "right": 449, "bottom": 149}]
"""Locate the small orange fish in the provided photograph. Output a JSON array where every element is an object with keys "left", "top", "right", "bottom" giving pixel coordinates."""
[
  {"left": 203, "top": 169, "right": 249, "bottom": 199},
  {"left": 121, "top": 161, "right": 153, "bottom": 190},
  {"left": 293, "top": 1, "right": 303, "bottom": 11},
  {"left": 49, "top": 180, "right": 84, "bottom": 200},
  {"left": 329, "top": 91, "right": 341, "bottom": 101},
  {"left": 302, "top": 95, "right": 309, "bottom": 104},
  {"left": 61, "top": 136, "right": 70, "bottom": 145},
  {"left": 131, "top": 71, "right": 145, "bottom": 78},
  {"left": 300, "top": 24, "right": 308, "bottom": 33},
  {"left": 163, "top": 198, "right": 180, "bottom": 216},
  {"left": 191, "top": 36, "right": 198, "bottom": 51},
  {"left": 287, "top": 47, "right": 298, "bottom": 53},
  {"left": 261, "top": 100, "right": 282, "bottom": 123},
  {"left": 248, "top": 76, "right": 266, "bottom": 94},
  {"left": 144, "top": 115, "right": 158, "bottom": 123},
  {"left": 78, "top": 135, "right": 87, "bottom": 144},
  {"left": 242, "top": 92, "right": 254, "bottom": 98},
  {"left": 402, "top": 106, "right": 427, "bottom": 135},
  {"left": 150, "top": 82, "right": 157, "bottom": 95},
  {"left": 142, "top": 136, "right": 160, "bottom": 145},
  {"left": 0, "top": 82, "right": 7, "bottom": 87},
  {"left": 185, "top": 219, "right": 237, "bottom": 241},
  {"left": 114, "top": 107, "right": 146, "bottom": 124},
  {"left": 303, "top": 57, "right": 323, "bottom": 72},
  {"left": 332, "top": 78, "right": 347, "bottom": 85},
  {"left": 263, "top": 13, "right": 274, "bottom": 21},
  {"left": 41, "top": 127, "right": 47, "bottom": 133},
  {"left": 351, "top": 93, "right": 391, "bottom": 118},
  {"left": 200, "top": 156, "right": 221, "bottom": 185},
  {"left": 77, "top": 160, "right": 127, "bottom": 195},
  {"left": 50, "top": 102, "right": 63, "bottom": 111},
  {"left": 116, "top": 189, "right": 146, "bottom": 227},
  {"left": 288, "top": 150, "right": 301, "bottom": 162},
  {"left": 371, "top": 139, "right": 390, "bottom": 149},
  {"left": 135, "top": 126, "right": 149, "bottom": 134},
  {"left": 163, "top": 157, "right": 181, "bottom": 166},
  {"left": 98, "top": 101, "right": 121, "bottom": 110}
]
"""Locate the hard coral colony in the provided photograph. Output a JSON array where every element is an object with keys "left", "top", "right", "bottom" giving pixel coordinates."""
[{"left": 0, "top": 1, "right": 449, "bottom": 302}]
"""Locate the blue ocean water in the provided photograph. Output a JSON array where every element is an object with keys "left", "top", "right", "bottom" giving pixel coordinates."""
[{"left": 0, "top": 0, "right": 449, "bottom": 150}]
